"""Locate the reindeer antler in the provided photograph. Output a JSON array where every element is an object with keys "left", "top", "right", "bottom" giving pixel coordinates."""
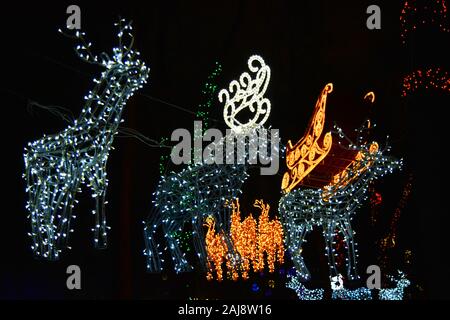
[
  {"left": 115, "top": 19, "right": 135, "bottom": 58},
  {"left": 59, "top": 19, "right": 137, "bottom": 67}
]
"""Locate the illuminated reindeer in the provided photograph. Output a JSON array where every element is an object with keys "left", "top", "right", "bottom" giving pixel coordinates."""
[
  {"left": 279, "top": 85, "right": 401, "bottom": 282},
  {"left": 144, "top": 55, "right": 277, "bottom": 273},
  {"left": 254, "top": 200, "right": 285, "bottom": 273},
  {"left": 204, "top": 216, "right": 229, "bottom": 281},
  {"left": 204, "top": 199, "right": 284, "bottom": 281},
  {"left": 24, "top": 20, "right": 149, "bottom": 260}
]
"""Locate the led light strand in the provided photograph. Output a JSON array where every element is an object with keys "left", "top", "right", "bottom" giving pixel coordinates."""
[
  {"left": 24, "top": 20, "right": 149, "bottom": 260},
  {"left": 332, "top": 287, "right": 373, "bottom": 300},
  {"left": 218, "top": 55, "right": 271, "bottom": 134},
  {"left": 378, "top": 174, "right": 413, "bottom": 269},
  {"left": 401, "top": 67, "right": 450, "bottom": 97},
  {"left": 400, "top": 0, "right": 449, "bottom": 44},
  {"left": 279, "top": 122, "right": 402, "bottom": 282},
  {"left": 205, "top": 199, "right": 285, "bottom": 281},
  {"left": 379, "top": 270, "right": 410, "bottom": 300},
  {"left": 286, "top": 274, "right": 324, "bottom": 300},
  {"left": 144, "top": 55, "right": 274, "bottom": 274}
]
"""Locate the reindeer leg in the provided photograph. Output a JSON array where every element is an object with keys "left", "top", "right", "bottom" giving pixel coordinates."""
[
  {"left": 144, "top": 207, "right": 164, "bottom": 273},
  {"left": 163, "top": 220, "right": 192, "bottom": 273},
  {"left": 87, "top": 166, "right": 108, "bottom": 249},
  {"left": 191, "top": 218, "right": 208, "bottom": 272},
  {"left": 324, "top": 220, "right": 339, "bottom": 280},
  {"left": 289, "top": 224, "right": 311, "bottom": 281},
  {"left": 40, "top": 176, "right": 65, "bottom": 260},
  {"left": 25, "top": 162, "right": 46, "bottom": 258},
  {"left": 58, "top": 169, "right": 81, "bottom": 250},
  {"left": 340, "top": 219, "right": 359, "bottom": 280}
]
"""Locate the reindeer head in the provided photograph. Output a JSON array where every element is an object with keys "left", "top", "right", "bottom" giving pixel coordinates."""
[
  {"left": 361, "top": 141, "right": 402, "bottom": 181},
  {"left": 61, "top": 19, "right": 149, "bottom": 88}
]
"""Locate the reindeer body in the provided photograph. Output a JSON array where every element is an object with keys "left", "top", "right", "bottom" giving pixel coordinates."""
[
  {"left": 24, "top": 21, "right": 149, "bottom": 260},
  {"left": 144, "top": 162, "right": 248, "bottom": 273},
  {"left": 279, "top": 139, "right": 401, "bottom": 281},
  {"left": 144, "top": 55, "right": 273, "bottom": 274}
]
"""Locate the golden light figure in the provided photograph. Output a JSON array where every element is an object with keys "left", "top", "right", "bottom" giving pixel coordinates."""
[
  {"left": 204, "top": 199, "right": 285, "bottom": 281},
  {"left": 281, "top": 84, "right": 333, "bottom": 193}
]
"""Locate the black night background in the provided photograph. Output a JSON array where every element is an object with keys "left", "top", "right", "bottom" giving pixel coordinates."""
[{"left": 1, "top": 0, "right": 449, "bottom": 302}]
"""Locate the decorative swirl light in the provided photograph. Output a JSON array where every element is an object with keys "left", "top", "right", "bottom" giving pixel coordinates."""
[
  {"left": 144, "top": 55, "right": 275, "bottom": 274},
  {"left": 218, "top": 55, "right": 271, "bottom": 134}
]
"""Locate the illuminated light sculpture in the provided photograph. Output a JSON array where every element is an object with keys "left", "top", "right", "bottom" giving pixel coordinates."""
[
  {"left": 401, "top": 67, "right": 450, "bottom": 97},
  {"left": 205, "top": 199, "right": 285, "bottom": 281},
  {"left": 286, "top": 274, "right": 324, "bottom": 300},
  {"left": 332, "top": 286, "right": 373, "bottom": 300},
  {"left": 229, "top": 199, "right": 257, "bottom": 280},
  {"left": 400, "top": 0, "right": 449, "bottom": 44},
  {"left": 253, "top": 200, "right": 285, "bottom": 274},
  {"left": 24, "top": 20, "right": 149, "bottom": 260},
  {"left": 280, "top": 126, "right": 400, "bottom": 281},
  {"left": 204, "top": 216, "right": 229, "bottom": 281},
  {"left": 279, "top": 85, "right": 402, "bottom": 282},
  {"left": 144, "top": 55, "right": 275, "bottom": 273},
  {"left": 281, "top": 84, "right": 333, "bottom": 193},
  {"left": 219, "top": 55, "right": 271, "bottom": 134},
  {"left": 378, "top": 174, "right": 413, "bottom": 269},
  {"left": 379, "top": 270, "right": 410, "bottom": 300}
]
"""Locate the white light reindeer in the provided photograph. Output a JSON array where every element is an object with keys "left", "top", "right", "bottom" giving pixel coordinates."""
[
  {"left": 24, "top": 20, "right": 149, "bottom": 260},
  {"left": 144, "top": 55, "right": 277, "bottom": 273}
]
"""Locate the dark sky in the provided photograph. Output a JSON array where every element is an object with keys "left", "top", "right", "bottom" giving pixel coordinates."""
[{"left": 1, "top": 0, "right": 449, "bottom": 300}]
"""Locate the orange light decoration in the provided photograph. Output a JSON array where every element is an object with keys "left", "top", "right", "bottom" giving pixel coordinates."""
[
  {"left": 253, "top": 200, "right": 285, "bottom": 274},
  {"left": 230, "top": 200, "right": 257, "bottom": 280},
  {"left": 204, "top": 216, "right": 228, "bottom": 282},
  {"left": 401, "top": 68, "right": 450, "bottom": 97},
  {"left": 204, "top": 199, "right": 285, "bottom": 281},
  {"left": 281, "top": 83, "right": 333, "bottom": 193}
]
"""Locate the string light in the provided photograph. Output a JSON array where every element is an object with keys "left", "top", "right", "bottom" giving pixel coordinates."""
[
  {"left": 378, "top": 174, "right": 413, "bottom": 269},
  {"left": 253, "top": 200, "right": 285, "bottom": 274},
  {"left": 281, "top": 83, "right": 333, "bottom": 193},
  {"left": 196, "top": 62, "right": 222, "bottom": 131},
  {"left": 400, "top": 0, "right": 449, "bottom": 44},
  {"left": 204, "top": 216, "right": 229, "bottom": 281},
  {"left": 205, "top": 199, "right": 284, "bottom": 281},
  {"left": 332, "top": 287, "right": 372, "bottom": 300},
  {"left": 401, "top": 67, "right": 450, "bottom": 97},
  {"left": 379, "top": 270, "right": 410, "bottom": 300},
  {"left": 144, "top": 55, "right": 275, "bottom": 274},
  {"left": 279, "top": 84, "right": 402, "bottom": 282},
  {"left": 286, "top": 274, "right": 324, "bottom": 300},
  {"left": 218, "top": 55, "right": 271, "bottom": 134},
  {"left": 23, "top": 20, "right": 149, "bottom": 260}
]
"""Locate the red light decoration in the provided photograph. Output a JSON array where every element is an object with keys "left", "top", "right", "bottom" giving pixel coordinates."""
[
  {"left": 402, "top": 68, "right": 450, "bottom": 97},
  {"left": 400, "top": 0, "right": 449, "bottom": 44}
]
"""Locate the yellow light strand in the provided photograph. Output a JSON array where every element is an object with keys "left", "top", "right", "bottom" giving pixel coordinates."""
[
  {"left": 281, "top": 84, "right": 333, "bottom": 193},
  {"left": 204, "top": 199, "right": 284, "bottom": 281}
]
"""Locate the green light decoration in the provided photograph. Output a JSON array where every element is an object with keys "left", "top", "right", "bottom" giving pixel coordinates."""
[
  {"left": 144, "top": 55, "right": 275, "bottom": 274},
  {"left": 24, "top": 20, "right": 149, "bottom": 260},
  {"left": 195, "top": 62, "right": 222, "bottom": 132},
  {"left": 279, "top": 123, "right": 402, "bottom": 282},
  {"left": 158, "top": 63, "right": 222, "bottom": 176}
]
